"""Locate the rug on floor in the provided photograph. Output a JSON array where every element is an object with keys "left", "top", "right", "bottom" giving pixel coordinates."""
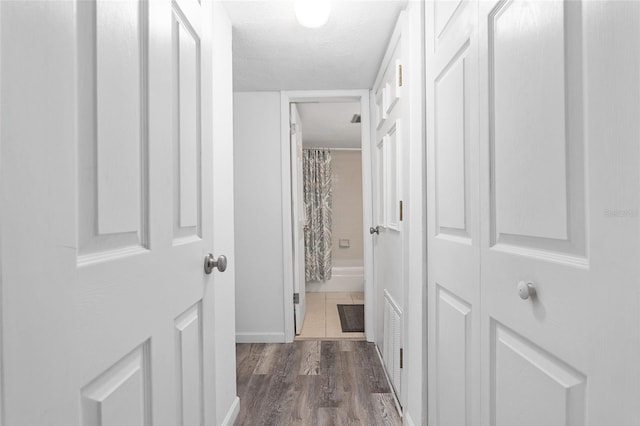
[{"left": 337, "top": 304, "right": 365, "bottom": 332}]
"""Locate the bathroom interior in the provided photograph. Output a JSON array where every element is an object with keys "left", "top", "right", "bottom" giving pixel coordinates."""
[{"left": 293, "top": 101, "right": 365, "bottom": 340}]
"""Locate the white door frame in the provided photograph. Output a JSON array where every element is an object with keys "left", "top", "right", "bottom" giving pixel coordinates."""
[
  {"left": 290, "top": 103, "right": 306, "bottom": 335},
  {"left": 0, "top": 2, "right": 4, "bottom": 419},
  {"left": 280, "top": 89, "right": 374, "bottom": 343}
]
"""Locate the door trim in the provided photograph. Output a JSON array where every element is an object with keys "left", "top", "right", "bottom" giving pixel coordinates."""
[
  {"left": 280, "top": 89, "right": 374, "bottom": 343},
  {"left": 0, "top": 2, "right": 5, "bottom": 421}
]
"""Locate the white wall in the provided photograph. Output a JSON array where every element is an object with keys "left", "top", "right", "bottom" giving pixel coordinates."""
[{"left": 233, "top": 91, "right": 286, "bottom": 343}]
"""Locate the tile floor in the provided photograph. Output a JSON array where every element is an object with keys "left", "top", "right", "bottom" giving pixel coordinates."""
[{"left": 296, "top": 292, "right": 365, "bottom": 340}]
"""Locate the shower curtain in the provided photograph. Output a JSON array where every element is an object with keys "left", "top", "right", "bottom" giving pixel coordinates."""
[{"left": 303, "top": 148, "right": 333, "bottom": 281}]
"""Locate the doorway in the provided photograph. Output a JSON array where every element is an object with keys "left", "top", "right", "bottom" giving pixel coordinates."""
[
  {"left": 279, "top": 90, "right": 374, "bottom": 343},
  {"left": 294, "top": 101, "right": 365, "bottom": 339}
]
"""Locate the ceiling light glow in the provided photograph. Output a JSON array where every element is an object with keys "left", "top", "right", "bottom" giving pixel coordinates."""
[{"left": 294, "top": 0, "right": 331, "bottom": 28}]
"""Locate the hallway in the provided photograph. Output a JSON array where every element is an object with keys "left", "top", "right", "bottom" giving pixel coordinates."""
[
  {"left": 235, "top": 341, "right": 401, "bottom": 425},
  {"left": 2, "top": 0, "right": 640, "bottom": 424}
]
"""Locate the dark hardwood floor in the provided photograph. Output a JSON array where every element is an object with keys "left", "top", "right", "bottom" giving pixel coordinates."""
[{"left": 235, "top": 340, "right": 402, "bottom": 425}]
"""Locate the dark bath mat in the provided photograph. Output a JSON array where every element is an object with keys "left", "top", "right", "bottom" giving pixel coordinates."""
[{"left": 337, "top": 304, "right": 365, "bottom": 333}]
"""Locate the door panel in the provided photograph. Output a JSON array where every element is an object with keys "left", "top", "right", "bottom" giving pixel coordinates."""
[
  {"left": 488, "top": 0, "right": 586, "bottom": 256},
  {"left": 176, "top": 25, "right": 199, "bottom": 230},
  {"left": 173, "top": 0, "right": 202, "bottom": 241},
  {"left": 375, "top": 86, "right": 387, "bottom": 130},
  {"left": 175, "top": 302, "right": 203, "bottom": 426},
  {"left": 491, "top": 322, "right": 586, "bottom": 426},
  {"left": 81, "top": 342, "right": 152, "bottom": 426},
  {"left": 491, "top": 0, "right": 568, "bottom": 241},
  {"left": 375, "top": 137, "right": 386, "bottom": 226},
  {"left": 385, "top": 121, "right": 400, "bottom": 230},
  {"left": 383, "top": 290, "right": 403, "bottom": 396},
  {"left": 95, "top": 0, "right": 145, "bottom": 236},
  {"left": 435, "top": 286, "right": 472, "bottom": 426},
  {"left": 435, "top": 0, "right": 464, "bottom": 39},
  {"left": 435, "top": 41, "right": 470, "bottom": 238},
  {"left": 77, "top": 0, "right": 149, "bottom": 260}
]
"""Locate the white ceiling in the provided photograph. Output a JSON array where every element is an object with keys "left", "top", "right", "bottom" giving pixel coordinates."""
[
  {"left": 223, "top": 0, "right": 406, "bottom": 91},
  {"left": 297, "top": 102, "right": 361, "bottom": 149}
]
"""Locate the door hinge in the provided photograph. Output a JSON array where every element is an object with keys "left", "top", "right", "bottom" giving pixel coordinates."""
[
  {"left": 293, "top": 293, "right": 300, "bottom": 304},
  {"left": 399, "top": 200, "right": 404, "bottom": 221},
  {"left": 400, "top": 348, "right": 403, "bottom": 369},
  {"left": 290, "top": 123, "right": 297, "bottom": 135},
  {"left": 397, "top": 63, "right": 403, "bottom": 87}
]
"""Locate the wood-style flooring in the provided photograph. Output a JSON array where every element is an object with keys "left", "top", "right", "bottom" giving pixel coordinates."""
[{"left": 235, "top": 341, "right": 402, "bottom": 425}]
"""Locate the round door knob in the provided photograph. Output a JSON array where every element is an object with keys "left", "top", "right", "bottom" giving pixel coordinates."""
[
  {"left": 204, "top": 254, "right": 227, "bottom": 274},
  {"left": 518, "top": 281, "right": 536, "bottom": 300},
  {"left": 370, "top": 226, "right": 380, "bottom": 235}
]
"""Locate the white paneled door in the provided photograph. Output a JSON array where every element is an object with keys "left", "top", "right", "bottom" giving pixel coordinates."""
[
  {"left": 291, "top": 103, "right": 306, "bottom": 334},
  {"left": 428, "top": 0, "right": 640, "bottom": 425},
  {"left": 0, "top": 0, "right": 232, "bottom": 424},
  {"left": 372, "top": 12, "right": 407, "bottom": 403}
]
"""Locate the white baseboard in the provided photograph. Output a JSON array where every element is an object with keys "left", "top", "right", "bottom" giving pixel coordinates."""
[
  {"left": 220, "top": 396, "right": 240, "bottom": 426},
  {"left": 236, "top": 332, "right": 286, "bottom": 343}
]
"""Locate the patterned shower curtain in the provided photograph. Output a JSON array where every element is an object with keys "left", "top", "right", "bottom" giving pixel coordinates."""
[{"left": 303, "top": 149, "right": 333, "bottom": 281}]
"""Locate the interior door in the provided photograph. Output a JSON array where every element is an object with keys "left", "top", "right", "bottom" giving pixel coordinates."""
[
  {"left": 291, "top": 103, "right": 306, "bottom": 334},
  {"left": 427, "top": 0, "right": 640, "bottom": 425},
  {"left": 0, "top": 0, "right": 229, "bottom": 424},
  {"left": 425, "top": 0, "right": 481, "bottom": 424},
  {"left": 372, "top": 16, "right": 407, "bottom": 402},
  {"left": 478, "top": 1, "right": 640, "bottom": 424}
]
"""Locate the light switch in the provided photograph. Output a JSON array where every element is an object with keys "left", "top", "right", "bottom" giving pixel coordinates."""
[{"left": 339, "top": 239, "right": 350, "bottom": 248}]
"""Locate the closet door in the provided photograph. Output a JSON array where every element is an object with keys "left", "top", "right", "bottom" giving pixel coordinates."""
[
  {"left": 425, "top": 0, "right": 481, "bottom": 424},
  {"left": 478, "top": 0, "right": 640, "bottom": 424}
]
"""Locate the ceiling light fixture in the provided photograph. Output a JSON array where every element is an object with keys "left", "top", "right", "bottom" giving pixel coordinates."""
[{"left": 294, "top": 0, "right": 331, "bottom": 28}]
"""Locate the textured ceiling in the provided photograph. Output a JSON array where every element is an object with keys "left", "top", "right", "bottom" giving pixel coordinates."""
[
  {"left": 297, "top": 102, "right": 361, "bottom": 149},
  {"left": 223, "top": 0, "right": 406, "bottom": 91}
]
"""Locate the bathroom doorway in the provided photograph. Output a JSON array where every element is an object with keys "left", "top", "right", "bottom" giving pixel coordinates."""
[{"left": 280, "top": 90, "right": 374, "bottom": 342}]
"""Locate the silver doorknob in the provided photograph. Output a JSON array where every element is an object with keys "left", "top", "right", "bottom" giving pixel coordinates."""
[
  {"left": 518, "top": 281, "right": 536, "bottom": 300},
  {"left": 370, "top": 226, "right": 380, "bottom": 235},
  {"left": 204, "top": 254, "right": 227, "bottom": 274}
]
